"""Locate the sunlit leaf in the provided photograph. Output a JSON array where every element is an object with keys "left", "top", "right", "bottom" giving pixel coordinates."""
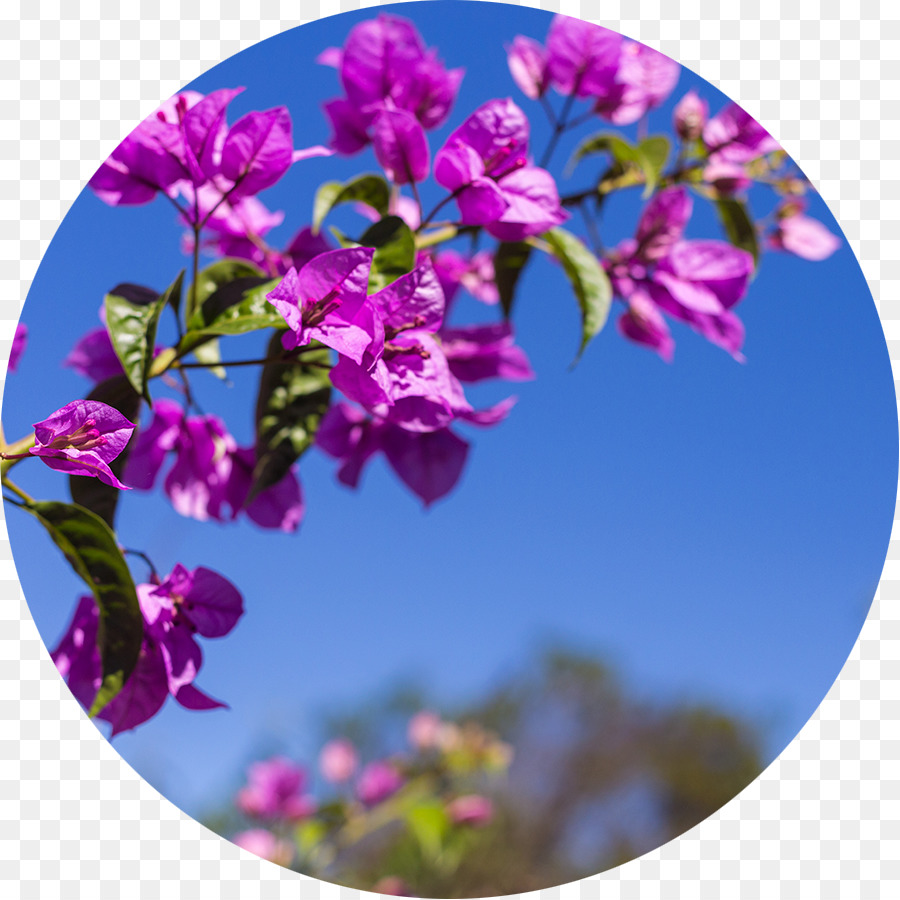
[{"left": 312, "top": 174, "right": 391, "bottom": 235}]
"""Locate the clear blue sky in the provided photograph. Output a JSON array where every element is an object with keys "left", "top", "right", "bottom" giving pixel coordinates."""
[{"left": 3, "top": 1, "right": 896, "bottom": 819}]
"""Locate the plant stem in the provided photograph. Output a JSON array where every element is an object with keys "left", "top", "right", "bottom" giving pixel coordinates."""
[
  {"left": 2, "top": 477, "right": 34, "bottom": 505},
  {"left": 0, "top": 434, "right": 36, "bottom": 477}
]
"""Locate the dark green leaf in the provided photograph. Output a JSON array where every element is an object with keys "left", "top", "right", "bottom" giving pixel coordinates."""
[
  {"left": 494, "top": 241, "right": 533, "bottom": 319},
  {"left": 179, "top": 277, "right": 282, "bottom": 355},
  {"left": 24, "top": 501, "right": 142, "bottom": 717},
  {"left": 716, "top": 198, "right": 759, "bottom": 266},
  {"left": 312, "top": 175, "right": 391, "bottom": 235},
  {"left": 359, "top": 215, "right": 416, "bottom": 292},
  {"left": 186, "top": 258, "right": 265, "bottom": 324},
  {"left": 638, "top": 136, "right": 670, "bottom": 197},
  {"left": 106, "top": 275, "right": 180, "bottom": 402},
  {"left": 543, "top": 228, "right": 613, "bottom": 363},
  {"left": 68, "top": 375, "right": 142, "bottom": 528},
  {"left": 251, "top": 334, "right": 332, "bottom": 501}
]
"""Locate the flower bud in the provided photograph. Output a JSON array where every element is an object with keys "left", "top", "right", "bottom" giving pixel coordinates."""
[
  {"left": 673, "top": 90, "right": 708, "bottom": 141},
  {"left": 319, "top": 738, "right": 359, "bottom": 783}
]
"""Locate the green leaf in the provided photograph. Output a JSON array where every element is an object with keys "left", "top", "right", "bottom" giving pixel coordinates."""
[
  {"left": 638, "top": 136, "right": 670, "bottom": 197},
  {"left": 569, "top": 132, "right": 639, "bottom": 174},
  {"left": 359, "top": 215, "right": 416, "bottom": 293},
  {"left": 68, "top": 375, "right": 142, "bottom": 528},
  {"left": 543, "top": 228, "right": 613, "bottom": 363},
  {"left": 493, "top": 241, "right": 533, "bottom": 320},
  {"left": 191, "top": 339, "right": 227, "bottom": 380},
  {"left": 179, "top": 277, "right": 282, "bottom": 355},
  {"left": 187, "top": 258, "right": 265, "bottom": 324},
  {"left": 715, "top": 198, "right": 759, "bottom": 266},
  {"left": 23, "top": 501, "right": 142, "bottom": 717},
  {"left": 106, "top": 274, "right": 181, "bottom": 402},
  {"left": 312, "top": 174, "right": 391, "bottom": 235},
  {"left": 251, "top": 334, "right": 332, "bottom": 501},
  {"left": 406, "top": 801, "right": 450, "bottom": 861},
  {"left": 295, "top": 819, "right": 328, "bottom": 856}
]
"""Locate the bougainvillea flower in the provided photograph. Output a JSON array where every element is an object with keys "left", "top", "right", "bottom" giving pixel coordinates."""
[
  {"left": 8, "top": 323, "right": 27, "bottom": 373},
  {"left": 356, "top": 761, "right": 404, "bottom": 807},
  {"left": 371, "top": 877, "right": 412, "bottom": 897},
  {"left": 220, "top": 106, "right": 332, "bottom": 199},
  {"left": 123, "top": 399, "right": 184, "bottom": 490},
  {"left": 267, "top": 247, "right": 377, "bottom": 363},
  {"left": 432, "top": 250, "right": 499, "bottom": 308},
  {"left": 440, "top": 323, "right": 535, "bottom": 384},
  {"left": 371, "top": 106, "right": 430, "bottom": 184},
  {"left": 323, "top": 97, "right": 372, "bottom": 155},
  {"left": 616, "top": 290, "right": 675, "bottom": 362},
  {"left": 282, "top": 226, "right": 334, "bottom": 272},
  {"left": 408, "top": 710, "right": 443, "bottom": 749},
  {"left": 319, "top": 738, "right": 359, "bottom": 783},
  {"left": 232, "top": 830, "right": 294, "bottom": 866},
  {"left": 237, "top": 757, "right": 315, "bottom": 821},
  {"left": 632, "top": 186, "right": 693, "bottom": 262},
  {"left": 593, "top": 40, "right": 680, "bottom": 125},
  {"left": 30, "top": 400, "right": 135, "bottom": 489},
  {"left": 769, "top": 209, "right": 841, "bottom": 261},
  {"left": 545, "top": 15, "right": 622, "bottom": 98},
  {"left": 328, "top": 260, "right": 474, "bottom": 432},
  {"left": 654, "top": 240, "right": 755, "bottom": 316},
  {"left": 163, "top": 414, "right": 235, "bottom": 522},
  {"left": 702, "top": 102, "right": 780, "bottom": 164},
  {"left": 339, "top": 14, "right": 462, "bottom": 128},
  {"left": 434, "top": 98, "right": 567, "bottom": 239},
  {"left": 447, "top": 794, "right": 494, "bottom": 827},
  {"left": 316, "top": 403, "right": 470, "bottom": 507},
  {"left": 63, "top": 327, "right": 124, "bottom": 384},
  {"left": 507, "top": 35, "right": 549, "bottom": 99},
  {"left": 225, "top": 447, "right": 305, "bottom": 533},
  {"left": 673, "top": 89, "right": 708, "bottom": 141},
  {"left": 52, "top": 562, "right": 242, "bottom": 737}
]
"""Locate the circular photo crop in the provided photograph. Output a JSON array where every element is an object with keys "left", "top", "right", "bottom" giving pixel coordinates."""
[{"left": 3, "top": 2, "right": 896, "bottom": 895}]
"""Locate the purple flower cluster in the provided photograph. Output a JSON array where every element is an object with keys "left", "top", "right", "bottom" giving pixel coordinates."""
[
  {"left": 125, "top": 399, "right": 304, "bottom": 532},
  {"left": 606, "top": 187, "right": 753, "bottom": 361},
  {"left": 267, "top": 247, "right": 531, "bottom": 506},
  {"left": 507, "top": 15, "right": 680, "bottom": 125},
  {"left": 89, "top": 87, "right": 330, "bottom": 210},
  {"left": 52, "top": 563, "right": 243, "bottom": 735}
]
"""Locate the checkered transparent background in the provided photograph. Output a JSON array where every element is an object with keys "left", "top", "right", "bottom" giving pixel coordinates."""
[{"left": 1, "top": 0, "right": 897, "bottom": 896}]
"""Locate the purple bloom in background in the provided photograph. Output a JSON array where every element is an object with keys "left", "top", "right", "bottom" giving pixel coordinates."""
[
  {"left": 673, "top": 89, "right": 708, "bottom": 141},
  {"left": 702, "top": 102, "right": 780, "bottom": 164},
  {"left": 594, "top": 40, "right": 680, "bottom": 126},
  {"left": 356, "top": 761, "right": 404, "bottom": 807},
  {"left": 237, "top": 757, "right": 315, "bottom": 822},
  {"left": 123, "top": 398, "right": 184, "bottom": 491},
  {"left": 434, "top": 98, "right": 567, "bottom": 240},
  {"left": 30, "top": 400, "right": 135, "bottom": 489},
  {"left": 267, "top": 247, "right": 377, "bottom": 363},
  {"left": 440, "top": 322, "right": 535, "bottom": 384},
  {"left": 282, "top": 226, "right": 334, "bottom": 272},
  {"left": 545, "top": 15, "right": 622, "bottom": 98},
  {"left": 616, "top": 291, "right": 675, "bottom": 363},
  {"left": 324, "top": 13, "right": 463, "bottom": 155},
  {"left": 432, "top": 250, "right": 499, "bottom": 308},
  {"left": 232, "top": 829, "right": 294, "bottom": 866},
  {"left": 507, "top": 36, "right": 548, "bottom": 100},
  {"left": 702, "top": 161, "right": 751, "bottom": 196},
  {"left": 356, "top": 193, "right": 421, "bottom": 231},
  {"left": 319, "top": 738, "right": 359, "bottom": 783},
  {"left": 769, "top": 205, "right": 841, "bottom": 261},
  {"left": 63, "top": 325, "right": 124, "bottom": 384},
  {"left": 226, "top": 447, "right": 305, "bottom": 533},
  {"left": 447, "top": 794, "right": 494, "bottom": 828},
  {"left": 408, "top": 710, "right": 443, "bottom": 749},
  {"left": 8, "top": 323, "right": 27, "bottom": 373},
  {"left": 371, "top": 106, "right": 430, "bottom": 185}
]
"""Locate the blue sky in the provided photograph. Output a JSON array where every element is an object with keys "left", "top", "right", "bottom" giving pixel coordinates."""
[{"left": 3, "top": 1, "right": 896, "bottom": 820}]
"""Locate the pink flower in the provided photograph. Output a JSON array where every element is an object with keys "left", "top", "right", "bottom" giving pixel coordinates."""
[
  {"left": 237, "top": 756, "right": 315, "bottom": 822},
  {"left": 507, "top": 36, "right": 548, "bottom": 100},
  {"left": 30, "top": 400, "right": 135, "bottom": 489},
  {"left": 447, "top": 794, "right": 494, "bottom": 828},
  {"left": 232, "top": 829, "right": 294, "bottom": 866},
  {"left": 407, "top": 711, "right": 443, "bottom": 750},
  {"left": 769, "top": 207, "right": 841, "bottom": 261},
  {"left": 319, "top": 738, "right": 359, "bottom": 783},
  {"left": 673, "top": 90, "right": 708, "bottom": 141},
  {"left": 356, "top": 761, "right": 404, "bottom": 807},
  {"left": 702, "top": 102, "right": 780, "bottom": 164}
]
